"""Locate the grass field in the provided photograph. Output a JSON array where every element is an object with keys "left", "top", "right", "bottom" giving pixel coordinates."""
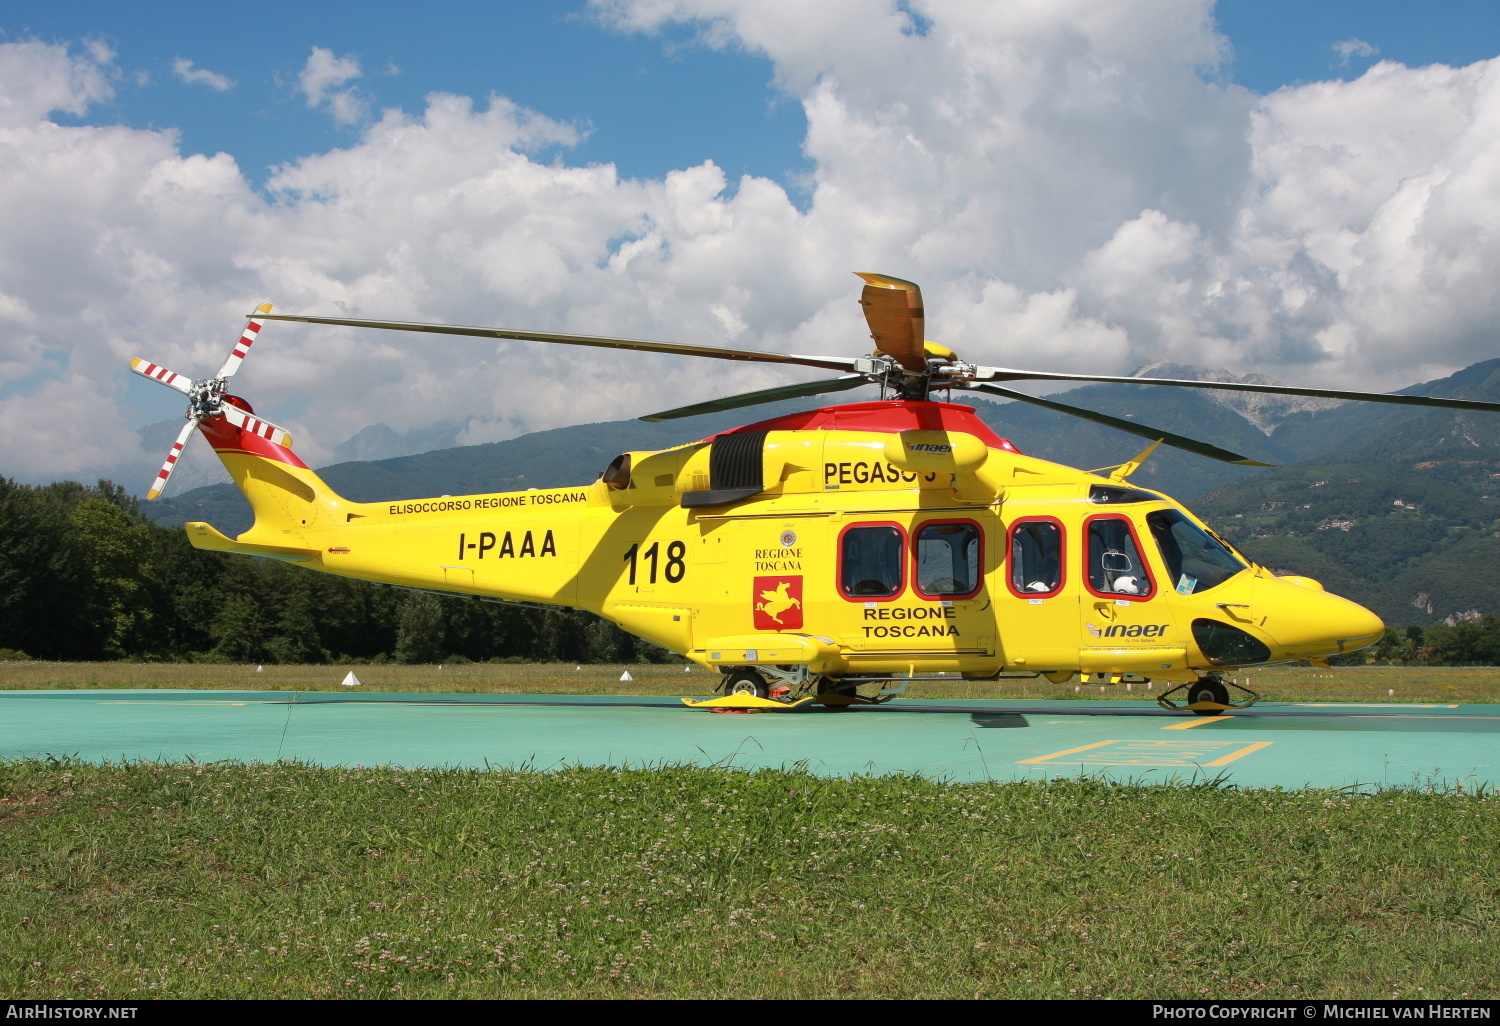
[
  {"left": 4, "top": 662, "right": 1496, "bottom": 999},
  {"left": 1, "top": 760, "right": 1496, "bottom": 1000},
  {"left": 1, "top": 660, "right": 1498, "bottom": 704}
]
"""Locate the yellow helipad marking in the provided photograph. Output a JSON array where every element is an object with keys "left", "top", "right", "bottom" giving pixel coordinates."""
[
  {"left": 1017, "top": 740, "right": 1117, "bottom": 763},
  {"left": 1161, "top": 716, "right": 1230, "bottom": 730},
  {"left": 1337, "top": 714, "right": 1500, "bottom": 721},
  {"left": 1203, "top": 741, "right": 1273, "bottom": 766},
  {"left": 100, "top": 701, "right": 256, "bottom": 706},
  {"left": 1298, "top": 703, "right": 1459, "bottom": 709},
  {"left": 1019, "top": 738, "right": 1273, "bottom": 768}
]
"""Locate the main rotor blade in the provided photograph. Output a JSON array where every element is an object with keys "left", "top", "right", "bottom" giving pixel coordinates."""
[
  {"left": 257, "top": 313, "right": 862, "bottom": 374},
  {"left": 967, "top": 383, "right": 1275, "bottom": 466},
  {"left": 146, "top": 418, "right": 198, "bottom": 500},
  {"left": 639, "top": 374, "right": 871, "bottom": 423},
  {"left": 855, "top": 272, "right": 927, "bottom": 372},
  {"left": 975, "top": 367, "right": 1500, "bottom": 414},
  {"left": 130, "top": 358, "right": 194, "bottom": 396},
  {"left": 218, "top": 304, "right": 273, "bottom": 380}
]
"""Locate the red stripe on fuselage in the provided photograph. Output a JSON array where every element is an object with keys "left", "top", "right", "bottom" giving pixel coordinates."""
[
  {"left": 713, "top": 399, "right": 1018, "bottom": 452},
  {"left": 198, "top": 414, "right": 307, "bottom": 469}
]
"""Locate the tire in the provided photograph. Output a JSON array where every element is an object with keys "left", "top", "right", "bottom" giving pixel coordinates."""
[
  {"left": 816, "top": 678, "right": 856, "bottom": 710},
  {"left": 725, "top": 670, "right": 768, "bottom": 699},
  {"left": 1187, "top": 679, "right": 1230, "bottom": 716}
]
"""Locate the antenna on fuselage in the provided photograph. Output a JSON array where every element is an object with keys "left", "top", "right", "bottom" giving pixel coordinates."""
[{"left": 1088, "top": 439, "right": 1164, "bottom": 482}]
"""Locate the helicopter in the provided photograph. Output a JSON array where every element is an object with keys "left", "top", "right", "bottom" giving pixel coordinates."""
[{"left": 130, "top": 273, "right": 1500, "bottom": 714}]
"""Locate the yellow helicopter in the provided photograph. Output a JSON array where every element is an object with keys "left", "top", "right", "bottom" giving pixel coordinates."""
[{"left": 130, "top": 273, "right": 1500, "bottom": 714}]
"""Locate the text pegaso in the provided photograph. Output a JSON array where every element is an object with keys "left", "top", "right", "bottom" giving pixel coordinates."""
[
  {"left": 823, "top": 463, "right": 939, "bottom": 486},
  {"left": 390, "top": 491, "right": 587, "bottom": 516}
]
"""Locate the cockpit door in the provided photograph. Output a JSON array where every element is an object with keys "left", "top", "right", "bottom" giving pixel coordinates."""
[
  {"left": 1077, "top": 512, "right": 1184, "bottom": 677},
  {"left": 998, "top": 516, "right": 1076, "bottom": 671}
]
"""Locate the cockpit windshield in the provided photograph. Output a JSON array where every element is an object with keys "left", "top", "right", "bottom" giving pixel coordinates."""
[{"left": 1145, "top": 509, "right": 1247, "bottom": 595}]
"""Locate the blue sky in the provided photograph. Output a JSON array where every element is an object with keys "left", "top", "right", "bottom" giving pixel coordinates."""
[
  {"left": 8, "top": 1, "right": 1498, "bottom": 193},
  {"left": 3, "top": 1, "right": 808, "bottom": 189},
  {"left": 1216, "top": 0, "right": 1500, "bottom": 92}
]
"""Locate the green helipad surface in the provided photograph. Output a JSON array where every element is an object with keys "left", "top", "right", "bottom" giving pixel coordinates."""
[{"left": 2, "top": 690, "right": 1497, "bottom": 789}]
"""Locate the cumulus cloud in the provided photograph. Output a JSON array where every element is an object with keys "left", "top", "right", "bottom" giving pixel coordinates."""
[
  {"left": 298, "top": 46, "right": 365, "bottom": 124},
  {"left": 171, "top": 57, "right": 234, "bottom": 91},
  {"left": 2, "top": 6, "right": 1500, "bottom": 494},
  {"left": 0, "top": 38, "right": 113, "bottom": 128},
  {"left": 1333, "top": 38, "right": 1379, "bottom": 65}
]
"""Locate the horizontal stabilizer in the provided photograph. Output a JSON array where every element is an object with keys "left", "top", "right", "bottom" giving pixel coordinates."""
[{"left": 185, "top": 521, "right": 318, "bottom": 562}]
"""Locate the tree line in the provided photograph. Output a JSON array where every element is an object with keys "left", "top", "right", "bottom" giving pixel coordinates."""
[
  {"left": 7, "top": 476, "right": 1500, "bottom": 666},
  {"left": 1333, "top": 620, "right": 1500, "bottom": 668},
  {"left": 0, "top": 478, "right": 675, "bottom": 665}
]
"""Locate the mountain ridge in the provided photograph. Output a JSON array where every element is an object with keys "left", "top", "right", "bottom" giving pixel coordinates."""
[{"left": 138, "top": 359, "right": 1500, "bottom": 629}]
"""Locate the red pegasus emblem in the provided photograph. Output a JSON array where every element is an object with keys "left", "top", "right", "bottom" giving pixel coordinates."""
[{"left": 753, "top": 576, "right": 803, "bottom": 630}]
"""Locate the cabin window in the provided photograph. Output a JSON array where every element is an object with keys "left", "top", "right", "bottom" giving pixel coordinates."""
[
  {"left": 1088, "top": 484, "right": 1158, "bottom": 504},
  {"left": 839, "top": 524, "right": 905, "bottom": 600},
  {"left": 1086, "top": 515, "right": 1154, "bottom": 599},
  {"left": 1146, "top": 509, "right": 1246, "bottom": 594},
  {"left": 1008, "top": 519, "right": 1063, "bottom": 597},
  {"left": 914, "top": 521, "right": 982, "bottom": 598}
]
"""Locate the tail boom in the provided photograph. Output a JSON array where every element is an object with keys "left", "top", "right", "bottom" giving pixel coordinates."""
[{"left": 188, "top": 411, "right": 601, "bottom": 609}]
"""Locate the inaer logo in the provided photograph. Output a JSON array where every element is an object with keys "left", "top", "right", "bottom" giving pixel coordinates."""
[
  {"left": 753, "top": 576, "right": 803, "bottom": 630},
  {"left": 909, "top": 443, "right": 953, "bottom": 454},
  {"left": 1087, "top": 622, "right": 1169, "bottom": 639}
]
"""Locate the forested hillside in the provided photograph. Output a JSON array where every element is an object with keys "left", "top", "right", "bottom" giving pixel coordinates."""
[
  {"left": 16, "top": 359, "right": 1500, "bottom": 663},
  {"left": 1196, "top": 360, "right": 1500, "bottom": 629},
  {"left": 0, "top": 478, "right": 670, "bottom": 665},
  {"left": 8, "top": 468, "right": 1500, "bottom": 666},
  {"left": 8, "top": 471, "right": 1500, "bottom": 664}
]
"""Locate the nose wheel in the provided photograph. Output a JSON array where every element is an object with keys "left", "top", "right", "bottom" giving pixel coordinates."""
[{"left": 1157, "top": 674, "right": 1259, "bottom": 715}]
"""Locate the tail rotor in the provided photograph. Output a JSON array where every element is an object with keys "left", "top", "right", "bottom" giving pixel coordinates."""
[{"left": 130, "top": 303, "right": 292, "bottom": 499}]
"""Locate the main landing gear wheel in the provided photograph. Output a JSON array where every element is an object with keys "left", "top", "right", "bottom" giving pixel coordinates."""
[
  {"left": 725, "top": 670, "right": 769, "bottom": 700},
  {"left": 1187, "top": 679, "right": 1230, "bottom": 716},
  {"left": 816, "top": 678, "right": 856, "bottom": 710}
]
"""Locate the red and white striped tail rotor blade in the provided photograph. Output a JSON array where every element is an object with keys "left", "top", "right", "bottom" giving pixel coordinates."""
[
  {"left": 130, "top": 357, "right": 194, "bottom": 396},
  {"left": 219, "top": 404, "right": 294, "bottom": 448},
  {"left": 146, "top": 418, "right": 199, "bottom": 500},
  {"left": 217, "top": 303, "right": 273, "bottom": 380}
]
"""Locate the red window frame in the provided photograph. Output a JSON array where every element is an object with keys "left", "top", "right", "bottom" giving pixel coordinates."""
[
  {"left": 1082, "top": 513, "right": 1156, "bottom": 602},
  {"left": 1005, "top": 516, "right": 1066, "bottom": 600},
  {"left": 911, "top": 518, "right": 985, "bottom": 601},
  {"left": 837, "top": 521, "right": 907, "bottom": 603}
]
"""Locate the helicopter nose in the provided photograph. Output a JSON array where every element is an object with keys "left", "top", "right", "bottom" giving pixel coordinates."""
[{"left": 1257, "top": 578, "right": 1384, "bottom": 658}]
